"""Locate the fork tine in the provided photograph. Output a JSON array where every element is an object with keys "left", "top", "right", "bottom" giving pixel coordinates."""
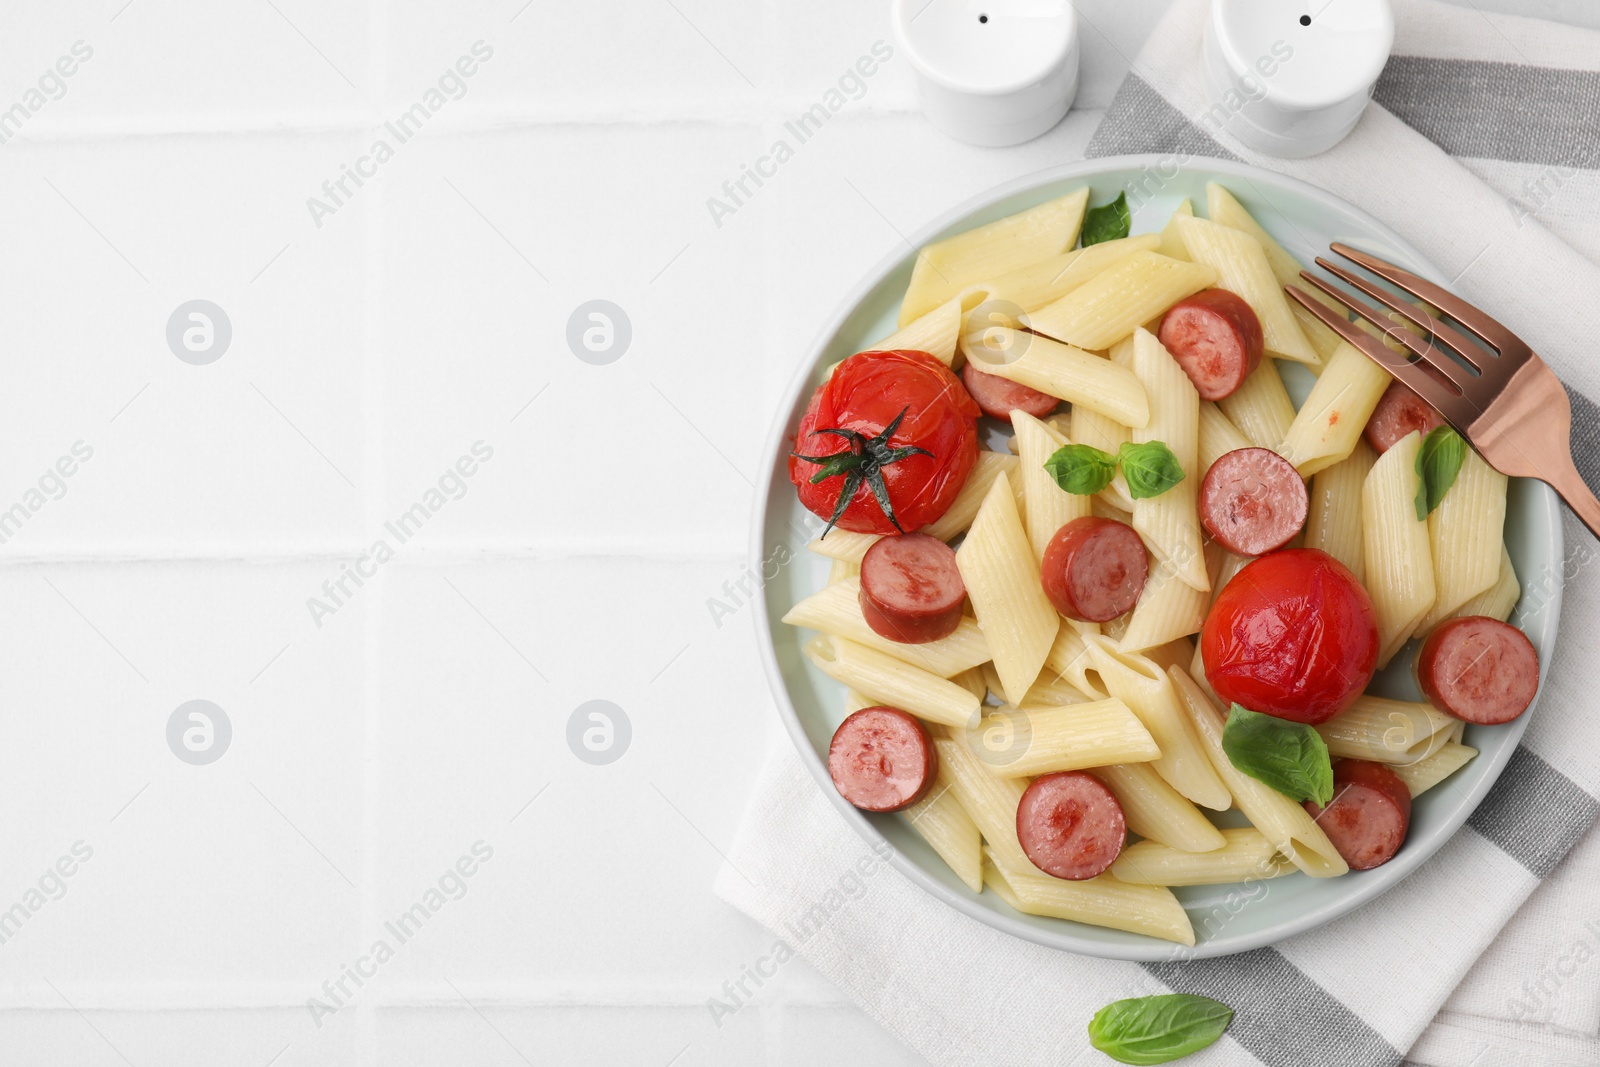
[
  {"left": 1330, "top": 242, "right": 1521, "bottom": 356},
  {"left": 1284, "top": 285, "right": 1483, "bottom": 428},
  {"left": 1312, "top": 256, "right": 1485, "bottom": 373},
  {"left": 1294, "top": 270, "right": 1460, "bottom": 376}
]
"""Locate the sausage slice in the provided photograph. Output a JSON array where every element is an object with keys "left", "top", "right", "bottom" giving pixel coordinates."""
[
  {"left": 1157, "top": 289, "right": 1264, "bottom": 401},
  {"left": 1304, "top": 760, "right": 1412, "bottom": 870},
  {"left": 1199, "top": 447, "right": 1309, "bottom": 556},
  {"left": 1416, "top": 616, "right": 1539, "bottom": 725},
  {"left": 961, "top": 361, "right": 1059, "bottom": 423},
  {"left": 1016, "top": 771, "right": 1126, "bottom": 880},
  {"left": 1040, "top": 517, "right": 1149, "bottom": 622},
  {"left": 859, "top": 533, "right": 966, "bottom": 644},
  {"left": 1364, "top": 380, "right": 1446, "bottom": 453},
  {"left": 828, "top": 707, "right": 937, "bottom": 812}
]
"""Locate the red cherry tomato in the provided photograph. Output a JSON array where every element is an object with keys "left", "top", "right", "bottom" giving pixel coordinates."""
[
  {"left": 1200, "top": 548, "right": 1379, "bottom": 725},
  {"left": 789, "top": 350, "right": 980, "bottom": 535}
]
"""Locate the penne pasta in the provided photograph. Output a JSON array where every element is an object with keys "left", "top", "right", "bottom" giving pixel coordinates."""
[
  {"left": 1112, "top": 827, "right": 1293, "bottom": 886},
  {"left": 1304, "top": 439, "right": 1376, "bottom": 583},
  {"left": 806, "top": 528, "right": 880, "bottom": 563},
  {"left": 982, "top": 856, "right": 1196, "bottom": 946},
  {"left": 1044, "top": 623, "right": 1111, "bottom": 699},
  {"left": 1118, "top": 554, "right": 1210, "bottom": 653},
  {"left": 1157, "top": 198, "right": 1193, "bottom": 261},
  {"left": 899, "top": 188, "right": 1090, "bottom": 325},
  {"left": 1362, "top": 431, "right": 1436, "bottom": 667},
  {"left": 827, "top": 557, "right": 859, "bottom": 585},
  {"left": 1417, "top": 448, "right": 1508, "bottom": 630},
  {"left": 936, "top": 737, "right": 1032, "bottom": 873},
  {"left": 804, "top": 635, "right": 981, "bottom": 729},
  {"left": 949, "top": 667, "right": 989, "bottom": 703},
  {"left": 903, "top": 775, "right": 983, "bottom": 893},
  {"left": 1169, "top": 666, "right": 1349, "bottom": 877},
  {"left": 1452, "top": 546, "right": 1521, "bottom": 623},
  {"left": 1197, "top": 401, "right": 1251, "bottom": 475},
  {"left": 1093, "top": 762, "right": 1226, "bottom": 853},
  {"left": 783, "top": 577, "right": 992, "bottom": 676},
  {"left": 960, "top": 327, "right": 1150, "bottom": 428},
  {"left": 1026, "top": 250, "right": 1217, "bottom": 353},
  {"left": 1277, "top": 341, "right": 1393, "bottom": 476},
  {"left": 869, "top": 286, "right": 991, "bottom": 365},
  {"left": 925, "top": 450, "right": 1025, "bottom": 542},
  {"left": 1316, "top": 695, "right": 1456, "bottom": 765},
  {"left": 969, "top": 700, "right": 1160, "bottom": 778},
  {"left": 1174, "top": 214, "right": 1318, "bottom": 365},
  {"left": 1217, "top": 359, "right": 1296, "bottom": 450},
  {"left": 1085, "top": 635, "right": 1232, "bottom": 810},
  {"left": 1131, "top": 328, "right": 1208, "bottom": 592},
  {"left": 1016, "top": 673, "right": 1097, "bottom": 706},
  {"left": 1012, "top": 411, "right": 1091, "bottom": 565},
  {"left": 981, "top": 234, "right": 1161, "bottom": 312},
  {"left": 956, "top": 473, "right": 1058, "bottom": 704},
  {"left": 1391, "top": 741, "right": 1479, "bottom": 797},
  {"left": 843, "top": 689, "right": 876, "bottom": 714}
]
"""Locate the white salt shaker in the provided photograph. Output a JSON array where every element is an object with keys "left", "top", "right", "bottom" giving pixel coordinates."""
[
  {"left": 891, "top": 0, "right": 1079, "bottom": 148},
  {"left": 1202, "top": 0, "right": 1394, "bottom": 158}
]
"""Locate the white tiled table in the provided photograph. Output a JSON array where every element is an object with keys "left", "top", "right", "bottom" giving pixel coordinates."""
[{"left": 1, "top": 2, "right": 1593, "bottom": 1064}]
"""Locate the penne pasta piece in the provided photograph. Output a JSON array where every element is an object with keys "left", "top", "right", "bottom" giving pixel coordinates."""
[
  {"left": 1131, "top": 328, "right": 1208, "bottom": 592},
  {"left": 1072, "top": 404, "right": 1136, "bottom": 511},
  {"left": 1044, "top": 623, "right": 1111, "bottom": 699},
  {"left": 1417, "top": 448, "right": 1508, "bottom": 630},
  {"left": 1017, "top": 673, "right": 1097, "bottom": 706},
  {"left": 1197, "top": 401, "right": 1251, "bottom": 475},
  {"left": 1362, "top": 431, "right": 1436, "bottom": 667},
  {"left": 956, "top": 473, "right": 1058, "bottom": 704},
  {"left": 1144, "top": 636, "right": 1196, "bottom": 676},
  {"left": 1112, "top": 827, "right": 1293, "bottom": 885},
  {"left": 1085, "top": 635, "right": 1232, "bottom": 810},
  {"left": 783, "top": 577, "right": 992, "bottom": 677},
  {"left": 1169, "top": 666, "right": 1349, "bottom": 877},
  {"left": 1452, "top": 546, "right": 1521, "bottom": 623},
  {"left": 1304, "top": 440, "right": 1376, "bottom": 583},
  {"left": 969, "top": 701, "right": 1160, "bottom": 778},
  {"left": 1391, "top": 741, "right": 1479, "bottom": 797},
  {"left": 1174, "top": 214, "right": 1318, "bottom": 365},
  {"left": 1118, "top": 554, "right": 1210, "bottom": 654},
  {"left": 936, "top": 738, "right": 1032, "bottom": 873},
  {"left": 961, "top": 327, "right": 1150, "bottom": 428},
  {"left": 1316, "top": 695, "right": 1456, "bottom": 765},
  {"left": 1217, "top": 359, "right": 1296, "bottom": 450},
  {"left": 843, "top": 689, "right": 876, "bottom": 714},
  {"left": 806, "top": 529, "right": 880, "bottom": 563},
  {"left": 827, "top": 557, "right": 859, "bottom": 585},
  {"left": 1188, "top": 640, "right": 1219, "bottom": 704},
  {"left": 1277, "top": 341, "right": 1393, "bottom": 476},
  {"left": 1012, "top": 411, "right": 1091, "bottom": 565},
  {"left": 1093, "top": 762, "right": 1226, "bottom": 853},
  {"left": 983, "top": 856, "right": 1196, "bottom": 946},
  {"left": 981, "top": 234, "right": 1161, "bottom": 312},
  {"left": 804, "top": 635, "right": 981, "bottom": 729},
  {"left": 903, "top": 775, "right": 983, "bottom": 893},
  {"left": 870, "top": 286, "right": 991, "bottom": 365},
  {"left": 1208, "top": 549, "right": 1252, "bottom": 610},
  {"left": 899, "top": 189, "right": 1090, "bottom": 325},
  {"left": 949, "top": 667, "right": 989, "bottom": 702},
  {"left": 924, "top": 450, "right": 1025, "bottom": 542},
  {"left": 1205, "top": 182, "right": 1346, "bottom": 361},
  {"left": 1157, "top": 198, "right": 1193, "bottom": 261},
  {"left": 1026, "top": 250, "right": 1217, "bottom": 353}
]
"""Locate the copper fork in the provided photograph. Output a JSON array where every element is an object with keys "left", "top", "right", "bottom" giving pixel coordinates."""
[{"left": 1285, "top": 243, "right": 1600, "bottom": 538}]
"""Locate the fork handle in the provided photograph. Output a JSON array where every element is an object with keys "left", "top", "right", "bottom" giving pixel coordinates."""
[{"left": 1546, "top": 454, "right": 1600, "bottom": 540}]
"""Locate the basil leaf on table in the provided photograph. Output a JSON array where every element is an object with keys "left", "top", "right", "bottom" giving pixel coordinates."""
[
  {"left": 1044, "top": 443, "right": 1119, "bottom": 495},
  {"left": 1414, "top": 424, "right": 1467, "bottom": 520},
  {"left": 1088, "top": 993, "right": 1234, "bottom": 1065},
  {"left": 1081, "top": 192, "right": 1132, "bottom": 247},
  {"left": 1118, "top": 441, "right": 1186, "bottom": 500},
  {"left": 1221, "top": 704, "right": 1334, "bottom": 806}
]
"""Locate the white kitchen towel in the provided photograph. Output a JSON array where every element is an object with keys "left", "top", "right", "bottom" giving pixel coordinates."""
[{"left": 717, "top": 2, "right": 1600, "bottom": 1065}]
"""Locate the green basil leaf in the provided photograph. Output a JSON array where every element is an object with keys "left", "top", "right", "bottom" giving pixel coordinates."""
[
  {"left": 1088, "top": 994, "right": 1234, "bottom": 1065},
  {"left": 1044, "top": 443, "right": 1118, "bottom": 495},
  {"left": 1118, "top": 441, "right": 1186, "bottom": 500},
  {"left": 1081, "top": 192, "right": 1132, "bottom": 247},
  {"left": 1221, "top": 704, "right": 1334, "bottom": 806},
  {"left": 1414, "top": 425, "right": 1467, "bottom": 520}
]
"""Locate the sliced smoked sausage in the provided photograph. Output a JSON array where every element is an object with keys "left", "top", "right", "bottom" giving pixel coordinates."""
[
  {"left": 1158, "top": 289, "right": 1264, "bottom": 401},
  {"left": 961, "top": 361, "right": 1059, "bottom": 423},
  {"left": 859, "top": 533, "right": 966, "bottom": 644},
  {"left": 1364, "top": 380, "right": 1446, "bottom": 453},
  {"left": 1016, "top": 771, "right": 1126, "bottom": 880},
  {"left": 1304, "top": 759, "right": 1412, "bottom": 870},
  {"left": 1040, "top": 517, "right": 1149, "bottom": 623},
  {"left": 1200, "top": 447, "right": 1309, "bottom": 556},
  {"left": 1416, "top": 615, "right": 1539, "bottom": 725},
  {"left": 828, "top": 707, "right": 937, "bottom": 812}
]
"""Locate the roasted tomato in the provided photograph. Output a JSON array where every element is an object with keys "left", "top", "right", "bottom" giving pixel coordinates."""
[
  {"left": 1200, "top": 548, "right": 1379, "bottom": 725},
  {"left": 789, "top": 350, "right": 979, "bottom": 535}
]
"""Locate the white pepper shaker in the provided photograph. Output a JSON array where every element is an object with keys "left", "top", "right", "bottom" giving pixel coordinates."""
[
  {"left": 891, "top": 0, "right": 1079, "bottom": 148},
  {"left": 1202, "top": 0, "right": 1394, "bottom": 158}
]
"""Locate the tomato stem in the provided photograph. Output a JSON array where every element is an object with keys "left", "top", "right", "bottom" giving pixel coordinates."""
[{"left": 791, "top": 406, "right": 932, "bottom": 537}]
